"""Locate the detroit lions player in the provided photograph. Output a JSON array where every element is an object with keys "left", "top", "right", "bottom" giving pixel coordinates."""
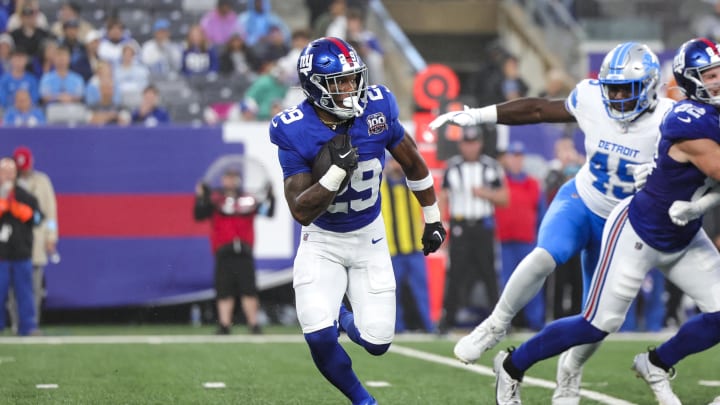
[
  {"left": 269, "top": 37, "right": 446, "bottom": 405},
  {"left": 491, "top": 37, "right": 720, "bottom": 405},
  {"left": 429, "top": 42, "right": 674, "bottom": 403}
]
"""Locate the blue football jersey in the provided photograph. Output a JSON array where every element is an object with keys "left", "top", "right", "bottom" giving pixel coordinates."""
[
  {"left": 269, "top": 85, "right": 406, "bottom": 232},
  {"left": 630, "top": 99, "right": 720, "bottom": 251}
]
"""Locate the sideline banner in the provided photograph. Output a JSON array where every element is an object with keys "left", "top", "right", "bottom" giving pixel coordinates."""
[{"left": 0, "top": 124, "right": 296, "bottom": 309}]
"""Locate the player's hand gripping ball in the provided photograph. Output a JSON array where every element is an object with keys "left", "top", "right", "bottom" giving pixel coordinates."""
[{"left": 312, "top": 134, "right": 359, "bottom": 191}]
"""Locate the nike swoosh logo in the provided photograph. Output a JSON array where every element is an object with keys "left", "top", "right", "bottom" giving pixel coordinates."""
[
  {"left": 271, "top": 119, "right": 279, "bottom": 127},
  {"left": 339, "top": 150, "right": 352, "bottom": 158},
  {"left": 432, "top": 231, "right": 442, "bottom": 241},
  {"left": 371, "top": 237, "right": 384, "bottom": 244},
  {"left": 677, "top": 116, "right": 691, "bottom": 123}
]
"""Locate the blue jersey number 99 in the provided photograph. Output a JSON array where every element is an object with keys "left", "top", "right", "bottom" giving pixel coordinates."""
[{"left": 589, "top": 151, "right": 634, "bottom": 198}]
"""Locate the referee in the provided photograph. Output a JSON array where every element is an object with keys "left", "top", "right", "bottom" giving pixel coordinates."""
[{"left": 438, "top": 127, "right": 508, "bottom": 334}]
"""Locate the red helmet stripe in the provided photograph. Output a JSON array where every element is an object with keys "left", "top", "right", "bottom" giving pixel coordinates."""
[
  {"left": 327, "top": 37, "right": 354, "bottom": 66},
  {"left": 700, "top": 37, "right": 720, "bottom": 56}
]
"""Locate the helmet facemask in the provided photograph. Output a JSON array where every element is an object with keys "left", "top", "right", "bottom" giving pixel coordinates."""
[
  {"left": 600, "top": 77, "right": 654, "bottom": 122},
  {"left": 308, "top": 65, "right": 368, "bottom": 120}
]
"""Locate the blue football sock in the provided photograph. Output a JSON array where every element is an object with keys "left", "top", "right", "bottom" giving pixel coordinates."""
[
  {"left": 655, "top": 311, "right": 720, "bottom": 368},
  {"left": 511, "top": 315, "right": 607, "bottom": 372},
  {"left": 339, "top": 304, "right": 390, "bottom": 356},
  {"left": 305, "top": 326, "right": 371, "bottom": 404}
]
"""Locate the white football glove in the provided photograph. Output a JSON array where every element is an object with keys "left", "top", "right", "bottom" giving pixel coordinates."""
[
  {"left": 668, "top": 200, "right": 702, "bottom": 226},
  {"left": 428, "top": 105, "right": 477, "bottom": 130},
  {"left": 429, "top": 105, "right": 497, "bottom": 130},
  {"left": 626, "top": 162, "right": 654, "bottom": 190}
]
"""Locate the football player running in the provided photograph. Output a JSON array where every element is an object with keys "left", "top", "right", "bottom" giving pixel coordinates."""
[
  {"left": 269, "top": 37, "right": 446, "bottom": 405},
  {"left": 487, "top": 37, "right": 720, "bottom": 405},
  {"left": 430, "top": 42, "right": 674, "bottom": 404}
]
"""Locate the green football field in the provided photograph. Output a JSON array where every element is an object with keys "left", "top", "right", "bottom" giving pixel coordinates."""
[{"left": 0, "top": 325, "right": 718, "bottom": 404}]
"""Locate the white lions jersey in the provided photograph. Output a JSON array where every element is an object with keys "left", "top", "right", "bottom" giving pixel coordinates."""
[{"left": 567, "top": 79, "right": 674, "bottom": 218}]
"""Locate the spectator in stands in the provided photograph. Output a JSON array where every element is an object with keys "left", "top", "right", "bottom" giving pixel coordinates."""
[
  {"left": 0, "top": 50, "right": 39, "bottom": 109},
  {"left": 31, "top": 38, "right": 58, "bottom": 79},
  {"left": 50, "top": 2, "right": 93, "bottom": 42},
  {"left": 181, "top": 24, "right": 219, "bottom": 76},
  {"left": 39, "top": 45, "right": 84, "bottom": 105},
  {"left": 218, "top": 33, "right": 255, "bottom": 78},
  {"left": 0, "top": 157, "right": 41, "bottom": 336},
  {"left": 59, "top": 19, "right": 92, "bottom": 81},
  {"left": 248, "top": 25, "right": 288, "bottom": 67},
  {"left": 6, "top": 0, "right": 48, "bottom": 32},
  {"left": 140, "top": 19, "right": 182, "bottom": 76},
  {"left": 241, "top": 57, "right": 287, "bottom": 120},
  {"left": 8, "top": 147, "right": 57, "bottom": 330},
  {"left": 495, "top": 141, "right": 546, "bottom": 331},
  {"left": 313, "top": 0, "right": 346, "bottom": 39},
  {"left": 2, "top": 88, "right": 44, "bottom": 126},
  {"left": 9, "top": 3, "right": 50, "bottom": 60},
  {"left": 501, "top": 55, "right": 528, "bottom": 101},
  {"left": 201, "top": 0, "right": 239, "bottom": 47},
  {"left": 194, "top": 169, "right": 275, "bottom": 335},
  {"left": 86, "top": 79, "right": 130, "bottom": 126},
  {"left": 346, "top": 8, "right": 383, "bottom": 84},
  {"left": 236, "top": 0, "right": 290, "bottom": 48},
  {"left": 98, "top": 18, "right": 131, "bottom": 65},
  {"left": 114, "top": 40, "right": 149, "bottom": 108},
  {"left": 85, "top": 61, "right": 118, "bottom": 106},
  {"left": 0, "top": 33, "right": 14, "bottom": 76},
  {"left": 130, "top": 85, "right": 169, "bottom": 127}
]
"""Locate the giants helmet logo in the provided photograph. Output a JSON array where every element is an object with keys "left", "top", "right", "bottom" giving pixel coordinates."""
[{"left": 299, "top": 54, "right": 314, "bottom": 76}]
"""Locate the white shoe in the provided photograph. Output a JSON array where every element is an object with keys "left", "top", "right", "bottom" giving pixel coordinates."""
[
  {"left": 494, "top": 350, "right": 522, "bottom": 405},
  {"left": 454, "top": 318, "right": 507, "bottom": 364},
  {"left": 552, "top": 351, "right": 582, "bottom": 405},
  {"left": 708, "top": 395, "right": 720, "bottom": 405},
  {"left": 631, "top": 352, "right": 681, "bottom": 405}
]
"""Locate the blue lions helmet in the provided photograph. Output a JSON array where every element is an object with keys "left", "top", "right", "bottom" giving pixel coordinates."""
[
  {"left": 297, "top": 37, "right": 369, "bottom": 120},
  {"left": 673, "top": 37, "right": 720, "bottom": 106},
  {"left": 598, "top": 42, "right": 660, "bottom": 123}
]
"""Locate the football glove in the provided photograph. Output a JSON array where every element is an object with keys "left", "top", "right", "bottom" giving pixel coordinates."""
[
  {"left": 421, "top": 221, "right": 446, "bottom": 256},
  {"left": 668, "top": 200, "right": 701, "bottom": 226},
  {"left": 329, "top": 137, "right": 359, "bottom": 174},
  {"left": 428, "top": 105, "right": 498, "bottom": 130},
  {"left": 627, "top": 162, "right": 654, "bottom": 190}
]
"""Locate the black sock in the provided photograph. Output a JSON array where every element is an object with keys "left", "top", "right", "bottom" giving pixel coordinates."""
[
  {"left": 648, "top": 348, "right": 671, "bottom": 372},
  {"left": 503, "top": 352, "right": 525, "bottom": 381}
]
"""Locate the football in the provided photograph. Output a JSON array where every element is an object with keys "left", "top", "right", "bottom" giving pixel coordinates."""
[{"left": 312, "top": 134, "right": 353, "bottom": 191}]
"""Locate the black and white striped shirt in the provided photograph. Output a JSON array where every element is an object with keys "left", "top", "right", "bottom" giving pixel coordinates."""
[{"left": 442, "top": 155, "right": 504, "bottom": 220}]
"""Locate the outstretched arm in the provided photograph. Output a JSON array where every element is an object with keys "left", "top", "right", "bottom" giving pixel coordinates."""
[
  {"left": 390, "top": 134, "right": 446, "bottom": 255},
  {"left": 429, "top": 98, "right": 575, "bottom": 129}
]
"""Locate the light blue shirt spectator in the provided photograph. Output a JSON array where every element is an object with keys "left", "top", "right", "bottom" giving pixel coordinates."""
[
  {"left": 0, "top": 71, "right": 39, "bottom": 108},
  {"left": 3, "top": 106, "right": 45, "bottom": 126},
  {"left": 39, "top": 70, "right": 84, "bottom": 103}
]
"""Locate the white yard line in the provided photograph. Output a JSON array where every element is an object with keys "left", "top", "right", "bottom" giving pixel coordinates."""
[{"left": 390, "top": 345, "right": 638, "bottom": 405}]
